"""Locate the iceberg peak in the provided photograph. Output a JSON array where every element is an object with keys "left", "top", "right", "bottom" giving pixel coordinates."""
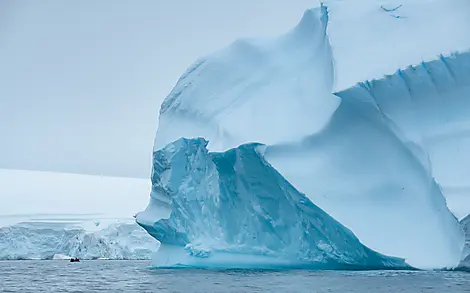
[
  {"left": 154, "top": 5, "right": 338, "bottom": 152},
  {"left": 292, "top": 5, "right": 329, "bottom": 38}
]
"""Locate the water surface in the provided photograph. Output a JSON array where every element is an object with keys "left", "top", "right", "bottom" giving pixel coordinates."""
[{"left": 1, "top": 260, "right": 469, "bottom": 292}]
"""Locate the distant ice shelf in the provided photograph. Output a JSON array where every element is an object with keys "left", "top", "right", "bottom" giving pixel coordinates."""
[
  {"left": 0, "top": 222, "right": 158, "bottom": 260},
  {"left": 0, "top": 169, "right": 157, "bottom": 260}
]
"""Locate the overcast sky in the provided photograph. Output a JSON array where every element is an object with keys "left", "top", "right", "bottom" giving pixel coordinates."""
[{"left": 0, "top": 0, "right": 318, "bottom": 178}]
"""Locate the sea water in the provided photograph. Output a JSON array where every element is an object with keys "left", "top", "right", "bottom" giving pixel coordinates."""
[{"left": 0, "top": 260, "right": 469, "bottom": 293}]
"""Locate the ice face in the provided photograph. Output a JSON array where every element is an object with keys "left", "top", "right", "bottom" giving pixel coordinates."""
[
  {"left": 462, "top": 215, "right": 470, "bottom": 263},
  {"left": 148, "top": 3, "right": 468, "bottom": 269},
  {"left": 137, "top": 138, "right": 407, "bottom": 269}
]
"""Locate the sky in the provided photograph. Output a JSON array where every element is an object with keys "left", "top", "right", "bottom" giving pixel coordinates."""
[{"left": 0, "top": 0, "right": 318, "bottom": 178}]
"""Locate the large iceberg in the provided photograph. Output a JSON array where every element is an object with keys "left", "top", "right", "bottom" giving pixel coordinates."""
[
  {"left": 137, "top": 138, "right": 406, "bottom": 269},
  {"left": 141, "top": 1, "right": 469, "bottom": 269}
]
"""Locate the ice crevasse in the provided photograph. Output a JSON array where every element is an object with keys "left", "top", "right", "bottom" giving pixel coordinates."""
[{"left": 138, "top": 0, "right": 470, "bottom": 270}]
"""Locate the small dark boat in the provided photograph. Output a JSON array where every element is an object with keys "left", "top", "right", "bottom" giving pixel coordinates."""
[{"left": 70, "top": 258, "right": 80, "bottom": 262}]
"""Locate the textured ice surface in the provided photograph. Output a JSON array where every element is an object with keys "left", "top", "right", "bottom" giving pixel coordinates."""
[
  {"left": 0, "top": 169, "right": 156, "bottom": 259},
  {"left": 137, "top": 138, "right": 406, "bottom": 269},
  {"left": 0, "top": 222, "right": 158, "bottom": 260}
]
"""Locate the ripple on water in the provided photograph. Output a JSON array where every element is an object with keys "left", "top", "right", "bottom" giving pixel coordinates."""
[{"left": 0, "top": 261, "right": 469, "bottom": 293}]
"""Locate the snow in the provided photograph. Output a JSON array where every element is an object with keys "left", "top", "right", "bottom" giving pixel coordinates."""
[
  {"left": 0, "top": 169, "right": 157, "bottom": 260},
  {"left": 137, "top": 138, "right": 407, "bottom": 269},
  {"left": 148, "top": 2, "right": 469, "bottom": 270}
]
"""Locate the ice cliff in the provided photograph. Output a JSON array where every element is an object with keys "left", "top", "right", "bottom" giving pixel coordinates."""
[
  {"left": 140, "top": 0, "right": 469, "bottom": 269},
  {"left": 137, "top": 138, "right": 406, "bottom": 269},
  {"left": 0, "top": 222, "right": 158, "bottom": 260},
  {"left": 461, "top": 215, "right": 470, "bottom": 264}
]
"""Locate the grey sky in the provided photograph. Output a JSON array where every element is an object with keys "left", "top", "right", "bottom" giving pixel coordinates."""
[{"left": 0, "top": 0, "right": 317, "bottom": 178}]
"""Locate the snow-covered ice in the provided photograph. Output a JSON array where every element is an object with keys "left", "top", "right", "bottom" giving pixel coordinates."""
[
  {"left": 0, "top": 169, "right": 157, "bottom": 260},
  {"left": 137, "top": 138, "right": 407, "bottom": 269},
  {"left": 145, "top": 1, "right": 469, "bottom": 270}
]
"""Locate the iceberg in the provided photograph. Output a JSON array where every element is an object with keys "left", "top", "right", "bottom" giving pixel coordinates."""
[
  {"left": 142, "top": 1, "right": 468, "bottom": 269},
  {"left": 137, "top": 138, "right": 407, "bottom": 269}
]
